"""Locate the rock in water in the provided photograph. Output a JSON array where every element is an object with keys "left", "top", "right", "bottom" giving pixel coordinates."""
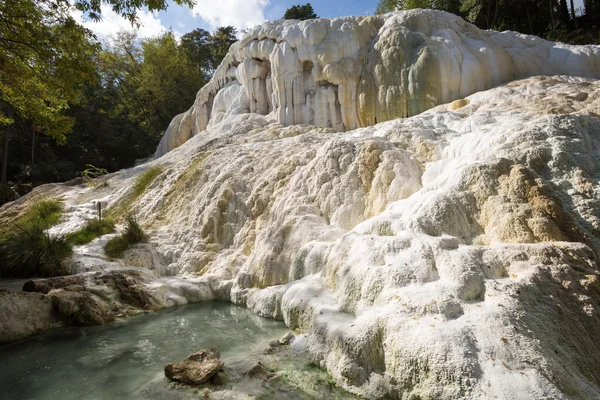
[{"left": 164, "top": 349, "right": 225, "bottom": 385}]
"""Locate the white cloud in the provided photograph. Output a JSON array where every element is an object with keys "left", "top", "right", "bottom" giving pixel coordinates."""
[
  {"left": 191, "top": 0, "right": 269, "bottom": 32},
  {"left": 72, "top": 4, "right": 168, "bottom": 41}
]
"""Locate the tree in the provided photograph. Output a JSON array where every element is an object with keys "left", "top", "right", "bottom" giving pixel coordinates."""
[
  {"left": 283, "top": 3, "right": 318, "bottom": 20},
  {"left": 375, "top": 0, "right": 460, "bottom": 16},
  {"left": 0, "top": 0, "right": 99, "bottom": 184},
  {"left": 209, "top": 26, "right": 238, "bottom": 69},
  {"left": 0, "top": 0, "right": 196, "bottom": 186},
  {"left": 180, "top": 28, "right": 214, "bottom": 73},
  {"left": 138, "top": 32, "right": 207, "bottom": 133},
  {"left": 73, "top": 0, "right": 194, "bottom": 24}
]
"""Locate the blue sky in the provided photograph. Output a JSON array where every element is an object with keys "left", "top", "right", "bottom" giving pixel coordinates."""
[
  {"left": 73, "top": 0, "right": 585, "bottom": 41},
  {"left": 74, "top": 0, "right": 380, "bottom": 40},
  {"left": 158, "top": 0, "right": 379, "bottom": 35}
]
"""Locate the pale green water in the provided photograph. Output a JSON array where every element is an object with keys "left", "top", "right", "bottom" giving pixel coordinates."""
[{"left": 0, "top": 302, "right": 289, "bottom": 400}]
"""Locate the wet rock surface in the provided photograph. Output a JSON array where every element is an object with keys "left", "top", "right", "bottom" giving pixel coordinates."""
[
  {"left": 164, "top": 348, "right": 225, "bottom": 385},
  {"left": 0, "top": 270, "right": 160, "bottom": 343},
  {"left": 156, "top": 333, "right": 358, "bottom": 400},
  {"left": 23, "top": 275, "right": 86, "bottom": 294},
  {"left": 0, "top": 290, "right": 60, "bottom": 344}
]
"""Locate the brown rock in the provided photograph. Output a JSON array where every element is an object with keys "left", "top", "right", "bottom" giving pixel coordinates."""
[
  {"left": 0, "top": 290, "right": 60, "bottom": 344},
  {"left": 23, "top": 275, "right": 86, "bottom": 294},
  {"left": 94, "top": 271, "right": 155, "bottom": 310},
  {"left": 246, "top": 361, "right": 270, "bottom": 379},
  {"left": 164, "top": 348, "right": 224, "bottom": 385},
  {"left": 212, "top": 370, "right": 227, "bottom": 385},
  {"left": 50, "top": 289, "right": 115, "bottom": 326}
]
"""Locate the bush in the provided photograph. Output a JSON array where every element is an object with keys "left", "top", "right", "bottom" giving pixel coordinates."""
[
  {"left": 123, "top": 214, "right": 147, "bottom": 243},
  {"left": 0, "top": 224, "right": 73, "bottom": 278},
  {"left": 0, "top": 198, "right": 73, "bottom": 278},
  {"left": 104, "top": 215, "right": 147, "bottom": 258},
  {"left": 81, "top": 164, "right": 109, "bottom": 188},
  {"left": 66, "top": 218, "right": 116, "bottom": 245},
  {"left": 104, "top": 236, "right": 130, "bottom": 259}
]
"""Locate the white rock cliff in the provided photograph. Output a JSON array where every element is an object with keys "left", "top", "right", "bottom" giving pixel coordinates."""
[
  {"left": 2, "top": 9, "right": 600, "bottom": 400},
  {"left": 155, "top": 9, "right": 600, "bottom": 157}
]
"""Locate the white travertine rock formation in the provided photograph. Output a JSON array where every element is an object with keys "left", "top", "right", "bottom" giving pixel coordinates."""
[
  {"left": 154, "top": 9, "right": 600, "bottom": 157},
  {"left": 3, "top": 10, "right": 600, "bottom": 400},
  {"left": 3, "top": 74, "right": 598, "bottom": 399}
]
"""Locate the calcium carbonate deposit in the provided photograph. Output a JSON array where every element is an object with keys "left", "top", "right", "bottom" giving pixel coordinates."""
[{"left": 1, "top": 9, "right": 600, "bottom": 400}]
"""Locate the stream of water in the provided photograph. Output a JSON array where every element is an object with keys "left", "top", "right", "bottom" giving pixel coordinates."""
[{"left": 0, "top": 302, "right": 291, "bottom": 400}]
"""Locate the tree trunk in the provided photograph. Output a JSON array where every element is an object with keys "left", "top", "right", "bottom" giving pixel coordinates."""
[
  {"left": 31, "top": 126, "right": 35, "bottom": 182},
  {"left": 570, "top": 0, "right": 579, "bottom": 28},
  {"left": 549, "top": 0, "right": 555, "bottom": 30},
  {"left": 559, "top": 0, "right": 570, "bottom": 25},
  {"left": 491, "top": 0, "right": 500, "bottom": 29},
  {"left": 1, "top": 105, "right": 12, "bottom": 185},
  {"left": 526, "top": 7, "right": 534, "bottom": 34}
]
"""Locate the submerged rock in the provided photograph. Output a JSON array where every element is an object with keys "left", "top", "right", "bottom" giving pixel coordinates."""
[{"left": 164, "top": 348, "right": 225, "bottom": 385}]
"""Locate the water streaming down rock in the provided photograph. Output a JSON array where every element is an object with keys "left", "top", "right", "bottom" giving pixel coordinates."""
[{"left": 1, "top": 9, "right": 600, "bottom": 400}]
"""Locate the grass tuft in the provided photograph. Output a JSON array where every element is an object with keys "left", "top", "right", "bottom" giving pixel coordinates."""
[
  {"left": 66, "top": 218, "right": 116, "bottom": 245},
  {"left": 0, "top": 224, "right": 73, "bottom": 278},
  {"left": 0, "top": 198, "right": 72, "bottom": 278},
  {"left": 108, "top": 166, "right": 164, "bottom": 218},
  {"left": 133, "top": 166, "right": 163, "bottom": 197},
  {"left": 104, "top": 215, "right": 147, "bottom": 259},
  {"left": 16, "top": 199, "right": 63, "bottom": 230}
]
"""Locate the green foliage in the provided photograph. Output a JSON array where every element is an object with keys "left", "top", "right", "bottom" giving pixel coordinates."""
[
  {"left": 209, "top": 26, "right": 238, "bottom": 69},
  {"left": 10, "top": 199, "right": 64, "bottom": 235},
  {"left": 180, "top": 28, "right": 214, "bottom": 73},
  {"left": 3, "top": 21, "right": 238, "bottom": 187},
  {"left": 104, "top": 214, "right": 146, "bottom": 258},
  {"left": 283, "top": 3, "right": 318, "bottom": 20},
  {"left": 81, "top": 164, "right": 109, "bottom": 187},
  {"left": 0, "top": 198, "right": 71, "bottom": 278},
  {"left": 376, "top": 0, "right": 403, "bottom": 14},
  {"left": 375, "top": 0, "right": 599, "bottom": 42},
  {"left": 123, "top": 214, "right": 147, "bottom": 243},
  {"left": 103, "top": 235, "right": 130, "bottom": 259},
  {"left": 66, "top": 218, "right": 116, "bottom": 245},
  {"left": 0, "top": 225, "right": 73, "bottom": 278},
  {"left": 133, "top": 166, "right": 163, "bottom": 197},
  {"left": 0, "top": 0, "right": 99, "bottom": 142},
  {"left": 73, "top": 0, "right": 194, "bottom": 24}
]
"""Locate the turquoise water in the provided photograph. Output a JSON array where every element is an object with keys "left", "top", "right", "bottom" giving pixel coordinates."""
[{"left": 0, "top": 302, "right": 289, "bottom": 400}]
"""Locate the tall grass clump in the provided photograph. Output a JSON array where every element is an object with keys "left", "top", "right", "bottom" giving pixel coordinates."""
[
  {"left": 14, "top": 199, "right": 63, "bottom": 231},
  {"left": 66, "top": 218, "right": 116, "bottom": 245},
  {"left": 0, "top": 199, "right": 73, "bottom": 278},
  {"left": 104, "top": 214, "right": 147, "bottom": 259}
]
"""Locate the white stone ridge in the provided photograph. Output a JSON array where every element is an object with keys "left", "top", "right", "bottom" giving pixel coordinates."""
[
  {"left": 154, "top": 9, "right": 600, "bottom": 157},
  {"left": 3, "top": 75, "right": 598, "bottom": 398}
]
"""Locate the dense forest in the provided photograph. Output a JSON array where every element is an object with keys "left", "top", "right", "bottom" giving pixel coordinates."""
[
  {"left": 0, "top": 0, "right": 236, "bottom": 192},
  {"left": 0, "top": 0, "right": 597, "bottom": 202},
  {"left": 376, "top": 0, "right": 599, "bottom": 44}
]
